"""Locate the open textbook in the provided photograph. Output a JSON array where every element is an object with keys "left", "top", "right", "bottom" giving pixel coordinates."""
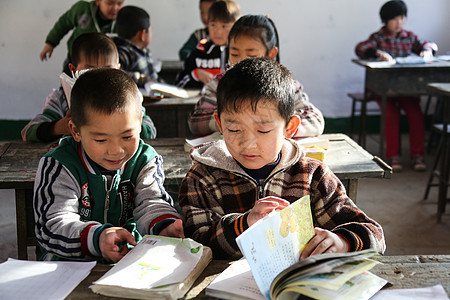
[
  {"left": 215, "top": 195, "right": 388, "bottom": 300},
  {"left": 90, "top": 235, "right": 212, "bottom": 300},
  {"left": 143, "top": 81, "right": 200, "bottom": 99}
]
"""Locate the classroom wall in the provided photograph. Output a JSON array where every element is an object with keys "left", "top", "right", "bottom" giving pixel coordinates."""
[{"left": 1, "top": 0, "right": 449, "bottom": 124}]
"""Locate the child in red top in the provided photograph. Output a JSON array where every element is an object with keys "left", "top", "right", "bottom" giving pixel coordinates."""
[{"left": 355, "top": 0, "right": 437, "bottom": 172}]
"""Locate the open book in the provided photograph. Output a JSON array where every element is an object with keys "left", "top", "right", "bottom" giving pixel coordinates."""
[
  {"left": 210, "top": 196, "right": 387, "bottom": 300},
  {"left": 143, "top": 82, "right": 200, "bottom": 99},
  {"left": 90, "top": 235, "right": 212, "bottom": 300}
]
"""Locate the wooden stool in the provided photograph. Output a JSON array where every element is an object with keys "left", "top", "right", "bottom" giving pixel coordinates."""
[
  {"left": 423, "top": 124, "right": 450, "bottom": 222},
  {"left": 348, "top": 92, "right": 379, "bottom": 147}
]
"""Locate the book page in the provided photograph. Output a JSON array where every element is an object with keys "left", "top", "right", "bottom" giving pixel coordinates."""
[
  {"left": 91, "top": 235, "right": 204, "bottom": 290},
  {"left": 236, "top": 195, "right": 314, "bottom": 299},
  {"left": 206, "top": 259, "right": 265, "bottom": 300},
  {"left": 0, "top": 258, "right": 96, "bottom": 300}
]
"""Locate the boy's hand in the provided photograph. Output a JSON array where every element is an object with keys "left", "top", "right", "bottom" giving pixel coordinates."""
[
  {"left": 159, "top": 219, "right": 185, "bottom": 238},
  {"left": 300, "top": 227, "right": 350, "bottom": 260},
  {"left": 99, "top": 227, "right": 137, "bottom": 263},
  {"left": 248, "top": 196, "right": 290, "bottom": 227},
  {"left": 196, "top": 69, "right": 215, "bottom": 85},
  {"left": 52, "top": 110, "right": 71, "bottom": 136},
  {"left": 40, "top": 43, "right": 54, "bottom": 61},
  {"left": 375, "top": 50, "right": 393, "bottom": 61},
  {"left": 420, "top": 49, "right": 434, "bottom": 60}
]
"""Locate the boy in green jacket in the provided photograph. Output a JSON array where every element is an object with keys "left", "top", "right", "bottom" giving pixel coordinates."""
[
  {"left": 40, "top": 0, "right": 124, "bottom": 73},
  {"left": 34, "top": 68, "right": 183, "bottom": 262}
]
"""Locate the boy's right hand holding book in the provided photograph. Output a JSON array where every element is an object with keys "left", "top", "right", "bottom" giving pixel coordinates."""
[
  {"left": 247, "top": 196, "right": 290, "bottom": 227},
  {"left": 300, "top": 227, "right": 350, "bottom": 260}
]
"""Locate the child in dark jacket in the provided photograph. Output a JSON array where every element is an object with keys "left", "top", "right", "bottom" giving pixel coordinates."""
[{"left": 176, "top": 0, "right": 240, "bottom": 89}]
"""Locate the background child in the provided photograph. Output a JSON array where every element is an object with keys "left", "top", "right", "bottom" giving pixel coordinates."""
[
  {"left": 179, "top": 57, "right": 385, "bottom": 259},
  {"left": 355, "top": 0, "right": 437, "bottom": 172},
  {"left": 34, "top": 68, "right": 184, "bottom": 262},
  {"left": 176, "top": 0, "right": 241, "bottom": 89},
  {"left": 23, "top": 32, "right": 157, "bottom": 142},
  {"left": 188, "top": 14, "right": 324, "bottom": 138},
  {"left": 39, "top": 0, "right": 124, "bottom": 74},
  {"left": 178, "top": 0, "right": 219, "bottom": 61},
  {"left": 113, "top": 5, "right": 160, "bottom": 88}
]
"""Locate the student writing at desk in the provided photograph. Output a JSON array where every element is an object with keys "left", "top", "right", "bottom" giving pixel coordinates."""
[
  {"left": 22, "top": 32, "right": 157, "bottom": 142},
  {"left": 354, "top": 0, "right": 438, "bottom": 172},
  {"left": 33, "top": 69, "right": 183, "bottom": 262},
  {"left": 187, "top": 15, "right": 324, "bottom": 138},
  {"left": 179, "top": 57, "right": 385, "bottom": 259}
]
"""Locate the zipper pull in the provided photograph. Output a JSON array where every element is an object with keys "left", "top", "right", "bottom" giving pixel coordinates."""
[{"left": 257, "top": 180, "right": 264, "bottom": 199}]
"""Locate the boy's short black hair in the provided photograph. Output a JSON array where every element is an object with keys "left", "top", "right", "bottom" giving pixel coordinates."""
[
  {"left": 71, "top": 32, "right": 118, "bottom": 66},
  {"left": 379, "top": 0, "right": 407, "bottom": 23},
  {"left": 71, "top": 68, "right": 142, "bottom": 128},
  {"left": 217, "top": 57, "right": 295, "bottom": 124},
  {"left": 208, "top": 0, "right": 241, "bottom": 23},
  {"left": 116, "top": 5, "right": 150, "bottom": 39}
]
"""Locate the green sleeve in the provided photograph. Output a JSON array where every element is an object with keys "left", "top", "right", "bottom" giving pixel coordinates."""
[
  {"left": 45, "top": 1, "right": 89, "bottom": 48},
  {"left": 178, "top": 32, "right": 200, "bottom": 61}
]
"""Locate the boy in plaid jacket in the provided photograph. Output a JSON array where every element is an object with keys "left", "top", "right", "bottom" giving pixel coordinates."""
[{"left": 179, "top": 57, "right": 385, "bottom": 259}]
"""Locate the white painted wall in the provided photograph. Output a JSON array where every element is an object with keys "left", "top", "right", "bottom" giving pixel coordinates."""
[{"left": 1, "top": 0, "right": 449, "bottom": 120}]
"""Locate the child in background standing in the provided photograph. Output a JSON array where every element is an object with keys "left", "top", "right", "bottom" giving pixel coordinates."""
[
  {"left": 40, "top": 0, "right": 124, "bottom": 74},
  {"left": 355, "top": 0, "right": 437, "bottom": 172},
  {"left": 178, "top": 0, "right": 219, "bottom": 61},
  {"left": 188, "top": 15, "right": 324, "bottom": 138},
  {"left": 34, "top": 68, "right": 183, "bottom": 262},
  {"left": 179, "top": 57, "right": 385, "bottom": 259},
  {"left": 113, "top": 5, "right": 160, "bottom": 88},
  {"left": 23, "top": 32, "right": 157, "bottom": 142},
  {"left": 176, "top": 0, "right": 241, "bottom": 89}
]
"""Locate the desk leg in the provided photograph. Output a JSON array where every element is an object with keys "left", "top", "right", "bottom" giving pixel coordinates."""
[
  {"left": 380, "top": 96, "right": 387, "bottom": 159},
  {"left": 177, "top": 108, "right": 187, "bottom": 138},
  {"left": 347, "top": 179, "right": 358, "bottom": 203},
  {"left": 437, "top": 98, "right": 449, "bottom": 223},
  {"left": 15, "top": 189, "right": 28, "bottom": 260}
]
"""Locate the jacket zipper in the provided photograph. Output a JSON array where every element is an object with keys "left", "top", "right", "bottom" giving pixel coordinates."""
[{"left": 104, "top": 174, "right": 118, "bottom": 223}]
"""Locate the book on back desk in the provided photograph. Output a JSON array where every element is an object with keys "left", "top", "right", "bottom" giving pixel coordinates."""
[{"left": 89, "top": 235, "right": 212, "bottom": 300}]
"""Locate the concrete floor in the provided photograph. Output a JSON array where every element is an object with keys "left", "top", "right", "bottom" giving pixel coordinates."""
[{"left": 0, "top": 134, "right": 449, "bottom": 262}]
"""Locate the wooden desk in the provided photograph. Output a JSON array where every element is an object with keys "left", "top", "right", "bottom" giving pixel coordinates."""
[
  {"left": 352, "top": 59, "right": 450, "bottom": 157},
  {"left": 426, "top": 83, "right": 450, "bottom": 222},
  {"left": 66, "top": 254, "right": 450, "bottom": 298},
  {"left": 0, "top": 134, "right": 390, "bottom": 260},
  {"left": 143, "top": 96, "right": 199, "bottom": 138}
]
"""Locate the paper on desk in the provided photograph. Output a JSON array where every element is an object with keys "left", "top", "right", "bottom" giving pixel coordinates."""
[
  {"left": 206, "top": 258, "right": 265, "bottom": 300},
  {"left": 369, "top": 284, "right": 449, "bottom": 300},
  {"left": 0, "top": 258, "right": 96, "bottom": 300}
]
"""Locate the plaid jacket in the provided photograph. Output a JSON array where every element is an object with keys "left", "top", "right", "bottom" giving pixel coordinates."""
[
  {"left": 113, "top": 37, "right": 159, "bottom": 88},
  {"left": 187, "top": 75, "right": 325, "bottom": 138},
  {"left": 355, "top": 26, "right": 433, "bottom": 59},
  {"left": 179, "top": 139, "right": 386, "bottom": 259}
]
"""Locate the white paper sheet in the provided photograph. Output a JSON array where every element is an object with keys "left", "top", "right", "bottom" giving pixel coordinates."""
[
  {"left": 0, "top": 258, "right": 96, "bottom": 300},
  {"left": 369, "top": 284, "right": 449, "bottom": 300}
]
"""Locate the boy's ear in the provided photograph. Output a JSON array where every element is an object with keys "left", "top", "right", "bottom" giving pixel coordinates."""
[
  {"left": 68, "top": 63, "right": 77, "bottom": 75},
  {"left": 213, "top": 112, "right": 223, "bottom": 133},
  {"left": 68, "top": 120, "right": 82, "bottom": 142},
  {"left": 285, "top": 115, "right": 300, "bottom": 138},
  {"left": 268, "top": 47, "right": 279, "bottom": 60}
]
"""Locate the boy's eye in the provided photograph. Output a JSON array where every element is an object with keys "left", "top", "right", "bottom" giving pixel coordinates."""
[
  {"left": 94, "top": 139, "right": 106, "bottom": 143},
  {"left": 123, "top": 135, "right": 133, "bottom": 140},
  {"left": 258, "top": 130, "right": 271, "bottom": 134},
  {"left": 227, "top": 129, "right": 240, "bottom": 133}
]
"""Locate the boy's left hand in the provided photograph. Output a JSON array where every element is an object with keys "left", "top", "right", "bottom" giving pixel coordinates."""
[
  {"left": 159, "top": 219, "right": 185, "bottom": 238},
  {"left": 300, "top": 227, "right": 350, "bottom": 260}
]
